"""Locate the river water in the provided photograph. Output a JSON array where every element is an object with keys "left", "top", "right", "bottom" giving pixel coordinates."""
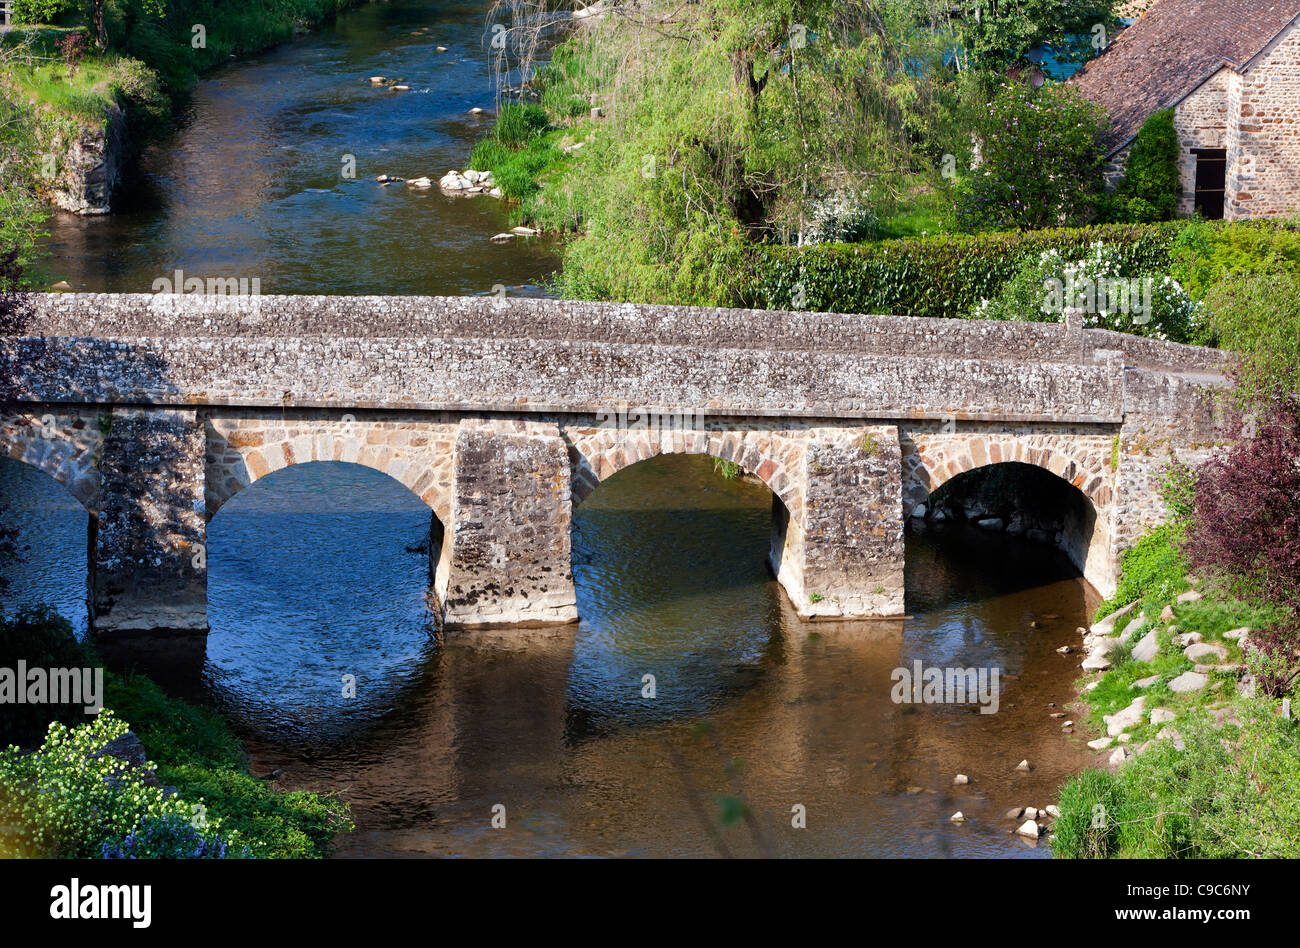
[
  {"left": 38, "top": 0, "right": 560, "bottom": 296},
  {"left": 0, "top": 453, "right": 1099, "bottom": 858}
]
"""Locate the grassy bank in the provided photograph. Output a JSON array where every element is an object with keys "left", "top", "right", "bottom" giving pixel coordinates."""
[{"left": 0, "top": 609, "right": 351, "bottom": 858}]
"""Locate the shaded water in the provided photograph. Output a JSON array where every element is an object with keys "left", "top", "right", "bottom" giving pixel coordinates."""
[
  {"left": 0, "top": 452, "right": 1100, "bottom": 858},
  {"left": 38, "top": 0, "right": 560, "bottom": 296}
]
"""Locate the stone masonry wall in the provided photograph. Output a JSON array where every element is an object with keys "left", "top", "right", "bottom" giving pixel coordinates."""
[
  {"left": 89, "top": 408, "right": 207, "bottom": 636},
  {"left": 1174, "top": 67, "right": 1233, "bottom": 216},
  {"left": 1225, "top": 22, "right": 1300, "bottom": 220}
]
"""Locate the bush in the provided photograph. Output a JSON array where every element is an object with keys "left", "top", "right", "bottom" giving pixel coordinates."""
[
  {"left": 0, "top": 607, "right": 97, "bottom": 749},
  {"left": 1115, "top": 109, "right": 1180, "bottom": 222},
  {"left": 955, "top": 81, "right": 1109, "bottom": 231},
  {"left": 1198, "top": 271, "right": 1300, "bottom": 408},
  {"left": 1052, "top": 768, "right": 1129, "bottom": 859},
  {"left": 1170, "top": 218, "right": 1300, "bottom": 302},
  {"left": 0, "top": 711, "right": 231, "bottom": 858},
  {"left": 8, "top": 0, "right": 75, "bottom": 24},
  {"left": 102, "top": 813, "right": 237, "bottom": 859},
  {"left": 1093, "top": 522, "right": 1188, "bottom": 621},
  {"left": 972, "top": 240, "right": 1200, "bottom": 341},
  {"left": 751, "top": 221, "right": 1183, "bottom": 318}
]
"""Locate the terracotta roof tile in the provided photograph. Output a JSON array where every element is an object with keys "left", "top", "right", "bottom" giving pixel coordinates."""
[{"left": 1070, "top": 0, "right": 1300, "bottom": 154}]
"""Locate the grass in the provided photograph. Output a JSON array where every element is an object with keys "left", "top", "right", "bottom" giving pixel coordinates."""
[{"left": 7, "top": 53, "right": 132, "bottom": 122}]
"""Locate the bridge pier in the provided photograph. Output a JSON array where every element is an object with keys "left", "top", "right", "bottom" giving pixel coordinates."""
[
  {"left": 439, "top": 420, "right": 579, "bottom": 629},
  {"left": 88, "top": 408, "right": 208, "bottom": 638},
  {"left": 772, "top": 426, "right": 906, "bottom": 619}
]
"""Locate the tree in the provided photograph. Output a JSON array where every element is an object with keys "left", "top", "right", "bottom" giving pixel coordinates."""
[
  {"left": 955, "top": 80, "right": 1109, "bottom": 230},
  {"left": 943, "top": 0, "right": 1120, "bottom": 72},
  {"left": 1116, "top": 108, "right": 1180, "bottom": 222}
]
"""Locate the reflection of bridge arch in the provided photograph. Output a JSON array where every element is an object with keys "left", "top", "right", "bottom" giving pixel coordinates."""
[
  {"left": 204, "top": 413, "right": 457, "bottom": 523},
  {"left": 0, "top": 412, "right": 104, "bottom": 513}
]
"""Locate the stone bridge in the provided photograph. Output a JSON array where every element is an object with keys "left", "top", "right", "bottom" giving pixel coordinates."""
[{"left": 0, "top": 293, "right": 1236, "bottom": 638}]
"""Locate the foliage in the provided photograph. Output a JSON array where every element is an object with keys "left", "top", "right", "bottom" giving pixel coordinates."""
[
  {"left": 971, "top": 240, "right": 1199, "bottom": 341},
  {"left": 102, "top": 812, "right": 235, "bottom": 858},
  {"left": 753, "top": 221, "right": 1181, "bottom": 318},
  {"left": 1170, "top": 218, "right": 1300, "bottom": 302},
  {"left": 940, "top": 0, "right": 1119, "bottom": 73},
  {"left": 1198, "top": 272, "right": 1300, "bottom": 410},
  {"left": 1093, "top": 522, "right": 1188, "bottom": 622},
  {"left": 1055, "top": 702, "right": 1300, "bottom": 858},
  {"left": 104, "top": 670, "right": 352, "bottom": 858},
  {"left": 954, "top": 81, "right": 1109, "bottom": 231},
  {"left": 1114, "top": 109, "right": 1180, "bottom": 223},
  {"left": 8, "top": 0, "right": 76, "bottom": 24},
  {"left": 0, "top": 607, "right": 96, "bottom": 749},
  {"left": 0, "top": 711, "right": 233, "bottom": 858}
]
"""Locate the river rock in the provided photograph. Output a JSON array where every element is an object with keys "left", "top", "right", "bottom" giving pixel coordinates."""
[
  {"left": 1149, "top": 708, "right": 1176, "bottom": 725},
  {"left": 976, "top": 517, "right": 1004, "bottom": 531},
  {"left": 1185, "top": 642, "right": 1228, "bottom": 662},
  {"left": 1108, "top": 745, "right": 1134, "bottom": 766},
  {"left": 1133, "top": 674, "right": 1160, "bottom": 688},
  {"left": 368, "top": 76, "right": 386, "bottom": 84},
  {"left": 439, "top": 171, "right": 472, "bottom": 190},
  {"left": 511, "top": 225, "right": 539, "bottom": 236},
  {"left": 407, "top": 176, "right": 433, "bottom": 188},
  {"left": 488, "top": 187, "right": 503, "bottom": 198},
  {"left": 1173, "top": 631, "right": 1203, "bottom": 647},
  {"left": 1176, "top": 590, "right": 1203, "bottom": 604},
  {"left": 1169, "top": 670, "right": 1208, "bottom": 693},
  {"left": 1160, "top": 604, "right": 1175, "bottom": 622},
  {"left": 1016, "top": 819, "right": 1043, "bottom": 839},
  {"left": 1005, "top": 807, "right": 1024, "bottom": 820},
  {"left": 1131, "top": 629, "right": 1159, "bottom": 663},
  {"left": 1120, "top": 614, "right": 1148, "bottom": 643},
  {"left": 1155, "top": 727, "right": 1186, "bottom": 751},
  {"left": 436, "top": 45, "right": 448, "bottom": 52},
  {"left": 1087, "top": 737, "right": 1114, "bottom": 751},
  {"left": 1104, "top": 696, "right": 1146, "bottom": 736},
  {"left": 490, "top": 233, "right": 516, "bottom": 243},
  {"left": 392, "top": 84, "right": 411, "bottom": 92},
  {"left": 1015, "top": 759, "right": 1031, "bottom": 772},
  {"left": 1090, "top": 600, "right": 1139, "bottom": 636},
  {"left": 950, "top": 811, "right": 966, "bottom": 822},
  {"left": 953, "top": 774, "right": 969, "bottom": 785},
  {"left": 1223, "top": 627, "right": 1250, "bottom": 641},
  {"left": 1045, "top": 805, "right": 1061, "bottom": 819},
  {"left": 1023, "top": 807, "right": 1039, "bottom": 820}
]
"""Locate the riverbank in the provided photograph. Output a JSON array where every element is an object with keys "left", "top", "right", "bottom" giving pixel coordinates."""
[
  {"left": 1052, "top": 409, "right": 1300, "bottom": 857},
  {"left": 0, "top": 608, "right": 352, "bottom": 858},
  {"left": 0, "top": 1, "right": 372, "bottom": 246}
]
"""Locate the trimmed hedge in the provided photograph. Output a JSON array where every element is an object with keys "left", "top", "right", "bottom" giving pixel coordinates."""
[{"left": 748, "top": 221, "right": 1187, "bottom": 318}]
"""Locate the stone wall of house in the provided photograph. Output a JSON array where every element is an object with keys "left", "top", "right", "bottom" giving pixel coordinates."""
[
  {"left": 1174, "top": 68, "right": 1233, "bottom": 216},
  {"left": 1225, "top": 21, "right": 1300, "bottom": 220}
]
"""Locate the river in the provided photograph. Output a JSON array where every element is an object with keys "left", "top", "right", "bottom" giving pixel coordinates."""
[
  {"left": 11, "top": 0, "right": 1100, "bottom": 858},
  {"left": 38, "top": 0, "right": 560, "bottom": 296},
  {"left": 0, "top": 453, "right": 1099, "bottom": 858}
]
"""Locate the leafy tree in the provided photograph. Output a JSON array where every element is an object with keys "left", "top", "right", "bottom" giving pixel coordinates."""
[
  {"left": 955, "top": 80, "right": 1109, "bottom": 230},
  {"left": 1116, "top": 109, "right": 1180, "bottom": 222},
  {"left": 942, "top": 0, "right": 1120, "bottom": 72}
]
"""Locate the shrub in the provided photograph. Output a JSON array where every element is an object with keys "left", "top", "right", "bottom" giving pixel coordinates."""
[
  {"left": 955, "top": 81, "right": 1109, "bottom": 231},
  {"left": 751, "top": 221, "right": 1182, "bottom": 318},
  {"left": 1093, "top": 522, "right": 1188, "bottom": 621},
  {"left": 102, "top": 813, "right": 238, "bottom": 859},
  {"left": 1115, "top": 109, "right": 1180, "bottom": 222},
  {"left": 0, "top": 607, "right": 97, "bottom": 749},
  {"left": 1198, "top": 271, "right": 1300, "bottom": 409},
  {"left": 1170, "top": 218, "right": 1300, "bottom": 302},
  {"left": 0, "top": 711, "right": 228, "bottom": 858},
  {"left": 8, "top": 0, "right": 75, "bottom": 24},
  {"left": 972, "top": 241, "right": 1200, "bottom": 341}
]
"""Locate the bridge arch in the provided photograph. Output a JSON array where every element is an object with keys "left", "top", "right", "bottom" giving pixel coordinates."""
[
  {"left": 563, "top": 423, "right": 802, "bottom": 514},
  {"left": 205, "top": 415, "right": 457, "bottom": 523},
  {"left": 0, "top": 413, "right": 103, "bottom": 513},
  {"left": 902, "top": 431, "right": 1118, "bottom": 595},
  {"left": 901, "top": 433, "right": 1114, "bottom": 512}
]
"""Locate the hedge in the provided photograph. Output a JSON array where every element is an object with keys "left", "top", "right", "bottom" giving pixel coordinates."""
[{"left": 747, "top": 221, "right": 1188, "bottom": 318}]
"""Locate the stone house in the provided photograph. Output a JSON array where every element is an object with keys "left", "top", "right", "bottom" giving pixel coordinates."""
[{"left": 1070, "top": 0, "right": 1300, "bottom": 220}]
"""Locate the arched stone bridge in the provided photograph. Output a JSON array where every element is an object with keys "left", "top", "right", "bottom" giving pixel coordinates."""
[{"left": 0, "top": 293, "right": 1236, "bottom": 637}]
